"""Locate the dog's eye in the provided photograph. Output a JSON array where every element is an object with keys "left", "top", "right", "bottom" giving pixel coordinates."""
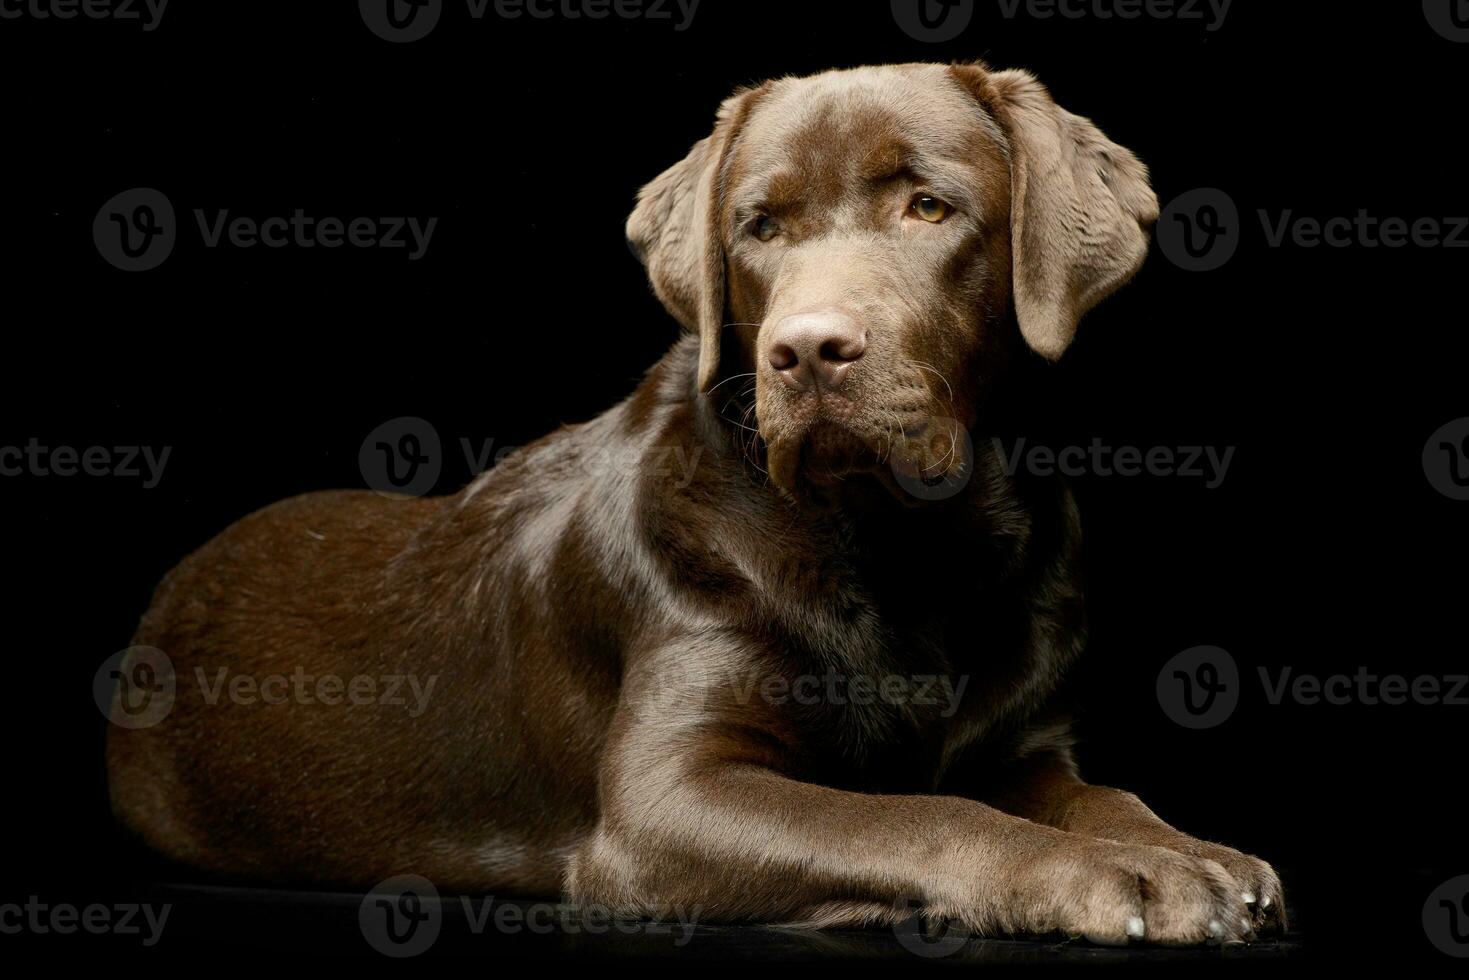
[
  {"left": 909, "top": 195, "right": 952, "bottom": 223},
  {"left": 751, "top": 216, "right": 781, "bottom": 242}
]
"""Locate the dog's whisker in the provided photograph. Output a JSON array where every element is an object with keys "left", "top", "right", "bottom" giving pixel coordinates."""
[
  {"left": 707, "top": 371, "right": 757, "bottom": 396},
  {"left": 910, "top": 359, "right": 956, "bottom": 406},
  {"left": 734, "top": 399, "right": 768, "bottom": 476},
  {"left": 720, "top": 381, "right": 760, "bottom": 418}
]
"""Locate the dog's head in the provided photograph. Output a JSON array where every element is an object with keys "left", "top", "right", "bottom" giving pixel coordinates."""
[{"left": 628, "top": 63, "right": 1157, "bottom": 496}]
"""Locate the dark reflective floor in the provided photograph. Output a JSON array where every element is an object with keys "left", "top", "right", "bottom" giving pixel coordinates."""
[{"left": 111, "top": 881, "right": 1303, "bottom": 964}]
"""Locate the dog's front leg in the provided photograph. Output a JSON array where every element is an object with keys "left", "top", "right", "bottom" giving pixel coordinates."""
[
  {"left": 564, "top": 648, "right": 1253, "bottom": 945},
  {"left": 987, "top": 750, "right": 1286, "bottom": 935}
]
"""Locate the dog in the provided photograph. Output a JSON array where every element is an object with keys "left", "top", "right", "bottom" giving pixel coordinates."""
[{"left": 107, "top": 61, "right": 1284, "bottom": 946}]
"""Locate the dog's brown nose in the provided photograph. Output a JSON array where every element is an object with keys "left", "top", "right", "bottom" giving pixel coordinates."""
[{"left": 766, "top": 310, "right": 867, "bottom": 392}]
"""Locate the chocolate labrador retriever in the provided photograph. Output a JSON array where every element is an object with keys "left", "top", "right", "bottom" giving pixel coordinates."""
[{"left": 108, "top": 61, "right": 1284, "bottom": 945}]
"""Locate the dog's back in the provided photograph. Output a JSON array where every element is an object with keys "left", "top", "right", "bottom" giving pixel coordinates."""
[{"left": 105, "top": 406, "right": 649, "bottom": 889}]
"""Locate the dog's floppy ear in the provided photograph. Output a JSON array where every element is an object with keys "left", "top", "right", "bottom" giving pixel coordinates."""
[
  {"left": 627, "top": 86, "right": 765, "bottom": 392},
  {"left": 956, "top": 65, "right": 1158, "bottom": 359}
]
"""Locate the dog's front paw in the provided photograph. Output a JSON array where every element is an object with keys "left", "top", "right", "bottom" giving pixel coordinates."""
[
  {"left": 1022, "top": 840, "right": 1255, "bottom": 946},
  {"left": 1163, "top": 839, "right": 1286, "bottom": 935}
]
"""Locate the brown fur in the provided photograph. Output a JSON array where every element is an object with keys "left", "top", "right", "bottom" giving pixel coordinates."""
[{"left": 108, "top": 62, "right": 1282, "bottom": 945}]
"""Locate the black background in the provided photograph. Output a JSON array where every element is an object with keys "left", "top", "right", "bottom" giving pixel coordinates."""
[{"left": 3, "top": 0, "right": 1467, "bottom": 968}]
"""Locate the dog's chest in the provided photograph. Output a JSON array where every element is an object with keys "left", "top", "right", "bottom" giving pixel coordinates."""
[
  {"left": 722, "top": 472, "right": 1078, "bottom": 791},
  {"left": 772, "top": 583, "right": 1057, "bottom": 793}
]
